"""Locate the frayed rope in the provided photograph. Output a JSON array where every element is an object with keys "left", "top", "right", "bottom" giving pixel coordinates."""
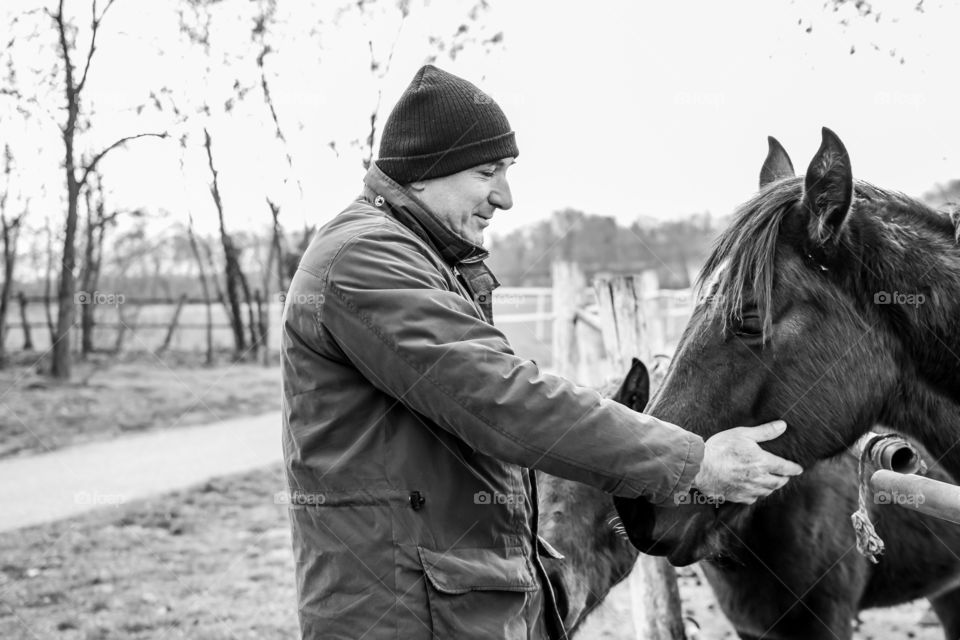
[{"left": 850, "top": 433, "right": 898, "bottom": 563}]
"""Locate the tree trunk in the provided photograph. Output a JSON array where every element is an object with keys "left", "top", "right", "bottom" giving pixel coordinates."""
[
  {"left": 238, "top": 267, "right": 258, "bottom": 359},
  {"left": 186, "top": 217, "right": 214, "bottom": 366},
  {"left": 43, "top": 223, "right": 56, "bottom": 347},
  {"left": 204, "top": 128, "right": 246, "bottom": 356},
  {"left": 79, "top": 188, "right": 97, "bottom": 356},
  {"left": 0, "top": 145, "right": 20, "bottom": 366},
  {"left": 267, "top": 198, "right": 286, "bottom": 296},
  {"left": 0, "top": 219, "right": 19, "bottom": 365},
  {"left": 18, "top": 291, "right": 33, "bottom": 351},
  {"left": 51, "top": 168, "right": 80, "bottom": 378},
  {"left": 255, "top": 289, "right": 269, "bottom": 366},
  {"left": 199, "top": 237, "right": 234, "bottom": 334},
  {"left": 261, "top": 234, "right": 275, "bottom": 361},
  {"left": 264, "top": 197, "right": 286, "bottom": 359}
]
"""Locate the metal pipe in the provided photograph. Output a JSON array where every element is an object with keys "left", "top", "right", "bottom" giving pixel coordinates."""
[
  {"left": 850, "top": 431, "right": 926, "bottom": 474},
  {"left": 870, "top": 469, "right": 960, "bottom": 525}
]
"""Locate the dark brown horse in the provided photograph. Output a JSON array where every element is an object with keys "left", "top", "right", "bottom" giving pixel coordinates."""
[{"left": 615, "top": 129, "right": 960, "bottom": 639}]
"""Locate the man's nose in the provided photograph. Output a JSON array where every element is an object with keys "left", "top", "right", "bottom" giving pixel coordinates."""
[{"left": 489, "top": 177, "right": 513, "bottom": 211}]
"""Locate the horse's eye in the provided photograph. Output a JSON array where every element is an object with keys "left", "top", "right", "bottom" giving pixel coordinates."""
[{"left": 735, "top": 313, "right": 764, "bottom": 337}]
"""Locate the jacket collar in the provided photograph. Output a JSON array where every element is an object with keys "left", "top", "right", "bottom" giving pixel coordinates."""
[
  {"left": 362, "top": 162, "right": 489, "bottom": 266},
  {"left": 362, "top": 162, "right": 500, "bottom": 324}
]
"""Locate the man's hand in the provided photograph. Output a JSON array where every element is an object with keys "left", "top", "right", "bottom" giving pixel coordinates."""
[{"left": 693, "top": 420, "right": 803, "bottom": 504}]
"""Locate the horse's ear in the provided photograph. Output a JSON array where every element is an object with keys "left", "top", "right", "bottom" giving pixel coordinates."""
[
  {"left": 801, "top": 127, "right": 853, "bottom": 246},
  {"left": 759, "top": 136, "right": 795, "bottom": 188},
  {"left": 613, "top": 358, "right": 650, "bottom": 411}
]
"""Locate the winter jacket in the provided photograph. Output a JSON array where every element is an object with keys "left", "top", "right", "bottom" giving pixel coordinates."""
[{"left": 280, "top": 163, "right": 705, "bottom": 639}]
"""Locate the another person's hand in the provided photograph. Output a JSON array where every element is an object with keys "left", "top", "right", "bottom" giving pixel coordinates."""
[{"left": 693, "top": 420, "right": 803, "bottom": 504}]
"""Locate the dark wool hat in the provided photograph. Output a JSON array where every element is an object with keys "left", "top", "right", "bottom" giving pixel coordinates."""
[{"left": 376, "top": 65, "right": 519, "bottom": 184}]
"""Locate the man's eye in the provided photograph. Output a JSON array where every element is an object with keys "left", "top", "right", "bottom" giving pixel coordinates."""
[{"left": 480, "top": 170, "right": 495, "bottom": 178}]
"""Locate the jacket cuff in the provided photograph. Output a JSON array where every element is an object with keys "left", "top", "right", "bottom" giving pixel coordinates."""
[{"left": 654, "top": 434, "right": 705, "bottom": 506}]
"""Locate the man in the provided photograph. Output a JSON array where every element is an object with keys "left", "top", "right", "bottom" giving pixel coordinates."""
[{"left": 280, "top": 65, "right": 802, "bottom": 639}]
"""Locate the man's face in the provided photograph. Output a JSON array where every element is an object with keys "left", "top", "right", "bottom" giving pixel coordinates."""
[{"left": 409, "top": 158, "right": 515, "bottom": 246}]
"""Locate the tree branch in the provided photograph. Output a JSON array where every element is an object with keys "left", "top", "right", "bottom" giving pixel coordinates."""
[
  {"left": 53, "top": 0, "right": 75, "bottom": 105},
  {"left": 76, "top": 0, "right": 117, "bottom": 95},
  {"left": 80, "top": 131, "right": 167, "bottom": 186}
]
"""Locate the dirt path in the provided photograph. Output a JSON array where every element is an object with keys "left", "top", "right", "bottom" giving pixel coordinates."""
[{"left": 0, "top": 412, "right": 281, "bottom": 532}]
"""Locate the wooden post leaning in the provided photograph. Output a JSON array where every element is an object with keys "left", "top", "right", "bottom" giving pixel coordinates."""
[{"left": 594, "top": 275, "right": 686, "bottom": 640}]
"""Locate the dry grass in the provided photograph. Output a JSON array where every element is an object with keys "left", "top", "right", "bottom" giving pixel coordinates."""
[
  {"left": 0, "top": 464, "right": 297, "bottom": 640},
  {"left": 0, "top": 351, "right": 280, "bottom": 460}
]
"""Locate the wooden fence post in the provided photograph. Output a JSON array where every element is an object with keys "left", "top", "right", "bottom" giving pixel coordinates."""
[
  {"left": 594, "top": 274, "right": 686, "bottom": 640},
  {"left": 156, "top": 293, "right": 188, "bottom": 355},
  {"left": 551, "top": 260, "right": 585, "bottom": 377},
  {"left": 639, "top": 270, "right": 665, "bottom": 355},
  {"left": 534, "top": 290, "right": 547, "bottom": 341}
]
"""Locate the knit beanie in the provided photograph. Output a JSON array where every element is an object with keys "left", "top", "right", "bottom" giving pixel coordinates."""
[{"left": 376, "top": 65, "right": 519, "bottom": 184}]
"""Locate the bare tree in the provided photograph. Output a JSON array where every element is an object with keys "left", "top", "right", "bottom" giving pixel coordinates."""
[
  {"left": 185, "top": 215, "right": 214, "bottom": 365},
  {"left": 360, "top": 2, "right": 410, "bottom": 170},
  {"left": 78, "top": 172, "right": 124, "bottom": 356},
  {"left": 202, "top": 127, "right": 247, "bottom": 357},
  {"left": 43, "top": 213, "right": 57, "bottom": 346},
  {"left": 47, "top": 0, "right": 166, "bottom": 378},
  {"left": 253, "top": 0, "right": 302, "bottom": 279},
  {"left": 17, "top": 291, "right": 33, "bottom": 351},
  {"left": 0, "top": 144, "right": 28, "bottom": 365}
]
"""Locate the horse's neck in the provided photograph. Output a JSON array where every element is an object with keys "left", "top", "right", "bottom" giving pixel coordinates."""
[
  {"left": 855, "top": 211, "right": 960, "bottom": 399},
  {"left": 884, "top": 380, "right": 960, "bottom": 479}
]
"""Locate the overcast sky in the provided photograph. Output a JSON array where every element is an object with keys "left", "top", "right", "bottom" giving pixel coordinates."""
[{"left": 3, "top": 0, "right": 958, "bottom": 241}]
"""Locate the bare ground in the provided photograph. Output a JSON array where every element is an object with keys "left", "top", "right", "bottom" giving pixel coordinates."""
[{"left": 0, "top": 462, "right": 944, "bottom": 640}]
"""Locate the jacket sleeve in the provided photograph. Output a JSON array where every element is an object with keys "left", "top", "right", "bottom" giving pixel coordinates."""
[{"left": 311, "top": 225, "right": 704, "bottom": 504}]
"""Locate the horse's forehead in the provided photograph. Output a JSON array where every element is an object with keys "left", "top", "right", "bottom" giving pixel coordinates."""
[{"left": 701, "top": 258, "right": 730, "bottom": 294}]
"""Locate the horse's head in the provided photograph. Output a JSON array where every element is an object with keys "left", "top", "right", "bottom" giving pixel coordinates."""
[{"left": 617, "top": 128, "right": 917, "bottom": 565}]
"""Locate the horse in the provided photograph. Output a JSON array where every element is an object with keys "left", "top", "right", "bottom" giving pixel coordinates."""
[
  {"left": 614, "top": 128, "right": 960, "bottom": 639},
  {"left": 538, "top": 361, "right": 649, "bottom": 636}
]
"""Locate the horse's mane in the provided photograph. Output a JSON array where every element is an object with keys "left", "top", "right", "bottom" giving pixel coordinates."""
[
  {"left": 695, "top": 178, "right": 803, "bottom": 339},
  {"left": 696, "top": 177, "right": 956, "bottom": 340}
]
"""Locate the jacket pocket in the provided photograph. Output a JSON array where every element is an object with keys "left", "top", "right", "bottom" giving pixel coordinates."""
[{"left": 417, "top": 545, "right": 540, "bottom": 639}]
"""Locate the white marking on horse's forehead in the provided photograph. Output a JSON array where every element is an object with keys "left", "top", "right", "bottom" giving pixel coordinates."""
[{"left": 700, "top": 259, "right": 730, "bottom": 298}]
